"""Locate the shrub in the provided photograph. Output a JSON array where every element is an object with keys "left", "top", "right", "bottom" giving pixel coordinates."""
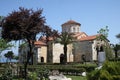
[
  {"left": 27, "top": 72, "right": 38, "bottom": 80},
  {"left": 87, "top": 61, "right": 120, "bottom": 80},
  {"left": 0, "top": 68, "right": 12, "bottom": 80}
]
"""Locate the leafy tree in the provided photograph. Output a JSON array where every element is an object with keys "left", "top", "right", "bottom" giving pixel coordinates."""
[
  {"left": 112, "top": 33, "right": 120, "bottom": 59},
  {"left": 97, "top": 26, "right": 109, "bottom": 40},
  {"left": 113, "top": 44, "right": 120, "bottom": 59},
  {"left": 4, "top": 51, "right": 14, "bottom": 62},
  {"left": 116, "top": 33, "right": 120, "bottom": 44},
  {"left": 13, "top": 55, "right": 19, "bottom": 61},
  {"left": 1, "top": 7, "right": 45, "bottom": 78},
  {"left": 97, "top": 26, "right": 113, "bottom": 60},
  {"left": 0, "top": 39, "right": 12, "bottom": 53},
  {"left": 116, "top": 33, "right": 120, "bottom": 39},
  {"left": 0, "top": 38, "right": 13, "bottom": 62},
  {"left": 0, "top": 16, "right": 4, "bottom": 26},
  {"left": 56, "top": 32, "right": 73, "bottom": 63}
]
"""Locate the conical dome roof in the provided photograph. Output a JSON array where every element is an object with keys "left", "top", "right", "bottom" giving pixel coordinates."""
[{"left": 61, "top": 20, "right": 81, "bottom": 26}]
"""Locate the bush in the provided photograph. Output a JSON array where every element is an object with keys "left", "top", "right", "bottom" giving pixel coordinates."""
[
  {"left": 28, "top": 72, "right": 38, "bottom": 80},
  {"left": 27, "top": 65, "right": 86, "bottom": 76},
  {"left": 87, "top": 61, "right": 120, "bottom": 80},
  {"left": 0, "top": 68, "right": 12, "bottom": 80}
]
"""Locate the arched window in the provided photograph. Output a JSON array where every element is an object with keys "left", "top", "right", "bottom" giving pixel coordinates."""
[
  {"left": 73, "top": 27, "right": 75, "bottom": 32},
  {"left": 41, "top": 57, "right": 44, "bottom": 63},
  {"left": 77, "top": 27, "right": 79, "bottom": 32}
]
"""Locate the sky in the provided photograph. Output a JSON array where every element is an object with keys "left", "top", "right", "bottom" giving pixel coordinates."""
[{"left": 0, "top": 0, "right": 120, "bottom": 57}]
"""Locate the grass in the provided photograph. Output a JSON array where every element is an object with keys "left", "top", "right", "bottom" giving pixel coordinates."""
[{"left": 66, "top": 75, "right": 87, "bottom": 80}]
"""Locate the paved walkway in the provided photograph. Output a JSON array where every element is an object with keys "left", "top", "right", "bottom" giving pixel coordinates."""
[{"left": 49, "top": 74, "right": 72, "bottom": 80}]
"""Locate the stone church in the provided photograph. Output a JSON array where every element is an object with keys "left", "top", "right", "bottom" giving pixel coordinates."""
[{"left": 19, "top": 20, "right": 108, "bottom": 63}]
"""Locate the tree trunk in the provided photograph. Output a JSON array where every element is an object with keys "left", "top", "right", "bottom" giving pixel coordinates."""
[
  {"left": 64, "top": 45, "right": 67, "bottom": 63},
  {"left": 46, "top": 37, "right": 53, "bottom": 63},
  {"left": 24, "top": 39, "right": 33, "bottom": 79},
  {"left": 115, "top": 50, "right": 118, "bottom": 59}
]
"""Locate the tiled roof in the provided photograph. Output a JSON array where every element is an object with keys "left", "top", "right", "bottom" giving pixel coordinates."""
[
  {"left": 72, "top": 32, "right": 87, "bottom": 38},
  {"left": 37, "top": 33, "right": 99, "bottom": 45},
  {"left": 34, "top": 41, "right": 46, "bottom": 46},
  {"left": 61, "top": 20, "right": 81, "bottom": 26},
  {"left": 80, "top": 35, "right": 99, "bottom": 41},
  {"left": 39, "top": 36, "right": 54, "bottom": 41}
]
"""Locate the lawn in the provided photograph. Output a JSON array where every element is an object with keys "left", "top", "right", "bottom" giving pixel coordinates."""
[{"left": 66, "top": 75, "right": 87, "bottom": 80}]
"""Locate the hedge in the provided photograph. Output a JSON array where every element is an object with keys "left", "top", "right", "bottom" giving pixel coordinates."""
[{"left": 18, "top": 63, "right": 97, "bottom": 76}]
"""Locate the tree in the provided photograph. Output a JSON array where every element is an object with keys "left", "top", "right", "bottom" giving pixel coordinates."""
[
  {"left": 112, "top": 33, "right": 120, "bottom": 59},
  {"left": 4, "top": 51, "right": 14, "bottom": 62},
  {"left": 113, "top": 44, "right": 120, "bottom": 59},
  {"left": 88, "top": 28, "right": 120, "bottom": 80},
  {"left": 97, "top": 26, "right": 113, "bottom": 60},
  {"left": 0, "top": 16, "right": 4, "bottom": 26},
  {"left": 97, "top": 26, "right": 109, "bottom": 40},
  {"left": 13, "top": 55, "right": 19, "bottom": 61},
  {"left": 0, "top": 38, "right": 13, "bottom": 62},
  {"left": 116, "top": 33, "right": 120, "bottom": 39},
  {"left": 1, "top": 7, "right": 45, "bottom": 78},
  {"left": 116, "top": 33, "right": 120, "bottom": 42},
  {"left": 56, "top": 32, "right": 73, "bottom": 63}
]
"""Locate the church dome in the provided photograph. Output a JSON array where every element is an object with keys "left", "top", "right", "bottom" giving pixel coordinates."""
[{"left": 61, "top": 20, "right": 81, "bottom": 26}]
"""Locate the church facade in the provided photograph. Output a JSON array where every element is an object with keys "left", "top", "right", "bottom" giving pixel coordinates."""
[{"left": 19, "top": 20, "right": 109, "bottom": 63}]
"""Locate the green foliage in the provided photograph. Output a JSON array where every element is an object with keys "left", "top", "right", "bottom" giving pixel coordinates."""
[
  {"left": 28, "top": 72, "right": 38, "bottom": 80},
  {"left": 25, "top": 63, "right": 97, "bottom": 75},
  {"left": 0, "top": 38, "right": 13, "bottom": 52},
  {"left": 113, "top": 44, "right": 120, "bottom": 59},
  {"left": 4, "top": 51, "right": 14, "bottom": 62},
  {"left": 36, "top": 67, "right": 49, "bottom": 79},
  {"left": 87, "top": 69, "right": 100, "bottom": 80},
  {"left": 0, "top": 39, "right": 13, "bottom": 62},
  {"left": 0, "top": 16, "right": 4, "bottom": 26},
  {"left": 97, "top": 26, "right": 114, "bottom": 60},
  {"left": 116, "top": 33, "right": 120, "bottom": 40},
  {"left": 104, "top": 46, "right": 114, "bottom": 60},
  {"left": 97, "top": 26, "right": 109, "bottom": 39},
  {"left": 0, "top": 67, "right": 12, "bottom": 80},
  {"left": 87, "top": 61, "right": 120, "bottom": 80}
]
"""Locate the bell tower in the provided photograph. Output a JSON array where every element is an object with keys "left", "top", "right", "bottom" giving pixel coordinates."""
[{"left": 61, "top": 20, "right": 81, "bottom": 33}]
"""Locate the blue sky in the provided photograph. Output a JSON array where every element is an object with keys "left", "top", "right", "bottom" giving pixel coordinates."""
[
  {"left": 0, "top": 0, "right": 120, "bottom": 57},
  {"left": 0, "top": 0, "right": 120, "bottom": 44}
]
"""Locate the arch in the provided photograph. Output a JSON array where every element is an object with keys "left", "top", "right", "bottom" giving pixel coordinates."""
[
  {"left": 60, "top": 53, "right": 64, "bottom": 64},
  {"left": 100, "top": 46, "right": 104, "bottom": 52},
  {"left": 41, "top": 57, "right": 44, "bottom": 63},
  {"left": 81, "top": 54, "right": 86, "bottom": 61}
]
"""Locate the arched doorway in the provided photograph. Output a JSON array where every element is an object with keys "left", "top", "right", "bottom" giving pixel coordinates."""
[
  {"left": 41, "top": 57, "right": 44, "bottom": 63},
  {"left": 60, "top": 54, "right": 64, "bottom": 64}
]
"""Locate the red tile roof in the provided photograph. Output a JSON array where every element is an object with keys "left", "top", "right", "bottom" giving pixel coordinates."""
[
  {"left": 72, "top": 32, "right": 87, "bottom": 38},
  {"left": 39, "top": 36, "right": 54, "bottom": 41},
  {"left": 61, "top": 20, "right": 81, "bottom": 26},
  {"left": 34, "top": 41, "right": 46, "bottom": 46},
  {"left": 80, "top": 35, "right": 99, "bottom": 41}
]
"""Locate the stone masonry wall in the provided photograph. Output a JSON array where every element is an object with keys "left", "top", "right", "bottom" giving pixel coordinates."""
[{"left": 73, "top": 41, "right": 93, "bottom": 62}]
